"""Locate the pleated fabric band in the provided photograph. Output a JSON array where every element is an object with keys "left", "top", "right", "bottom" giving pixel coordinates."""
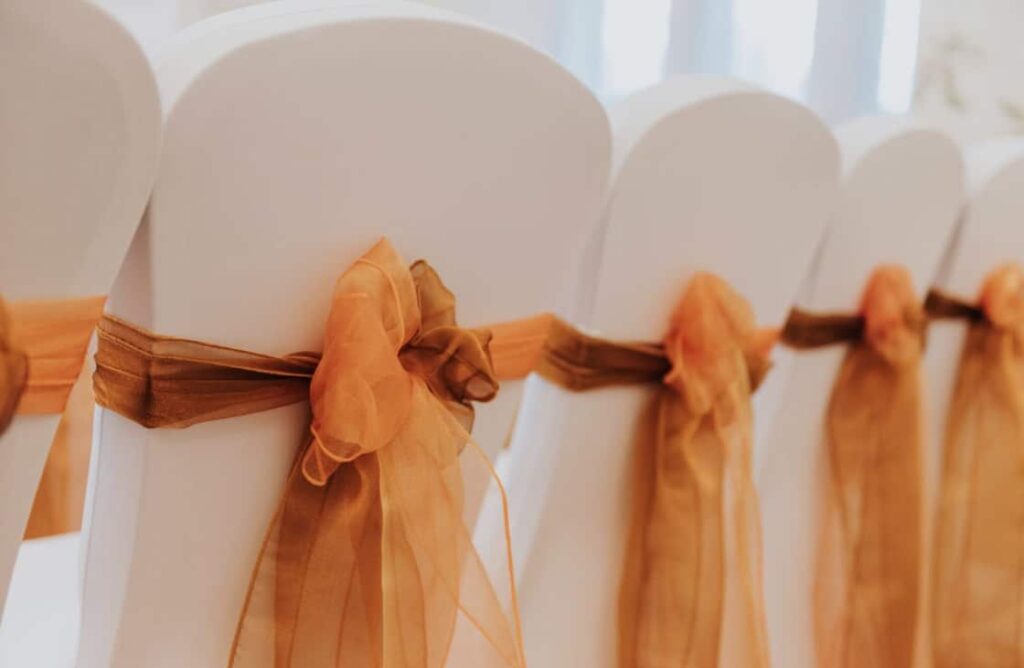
[
  {"left": 535, "top": 275, "right": 776, "bottom": 668},
  {"left": 93, "top": 239, "right": 547, "bottom": 668},
  {"left": 927, "top": 264, "right": 1024, "bottom": 667},
  {"left": 95, "top": 308, "right": 550, "bottom": 432},
  {"left": 780, "top": 266, "right": 925, "bottom": 668},
  {"left": 0, "top": 295, "right": 106, "bottom": 434},
  {"left": 95, "top": 314, "right": 320, "bottom": 428}
]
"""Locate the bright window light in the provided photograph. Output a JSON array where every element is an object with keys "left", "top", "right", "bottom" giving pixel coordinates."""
[
  {"left": 731, "top": 0, "right": 818, "bottom": 100},
  {"left": 877, "top": 0, "right": 923, "bottom": 112},
  {"left": 601, "top": 0, "right": 672, "bottom": 97}
]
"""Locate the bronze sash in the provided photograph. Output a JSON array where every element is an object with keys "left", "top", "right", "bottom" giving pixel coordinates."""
[
  {"left": 94, "top": 240, "right": 535, "bottom": 667},
  {"left": 535, "top": 274, "right": 775, "bottom": 668},
  {"left": 780, "top": 266, "right": 925, "bottom": 668},
  {"left": 928, "top": 265, "right": 1024, "bottom": 667}
]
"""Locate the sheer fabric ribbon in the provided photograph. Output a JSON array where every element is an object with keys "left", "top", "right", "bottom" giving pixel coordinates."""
[
  {"left": 535, "top": 274, "right": 775, "bottom": 668},
  {"left": 928, "top": 264, "right": 1024, "bottom": 667},
  {"left": 0, "top": 298, "right": 28, "bottom": 435},
  {"left": 0, "top": 295, "right": 106, "bottom": 536},
  {"left": 0, "top": 295, "right": 105, "bottom": 431},
  {"left": 94, "top": 239, "right": 538, "bottom": 667},
  {"left": 781, "top": 266, "right": 924, "bottom": 668}
]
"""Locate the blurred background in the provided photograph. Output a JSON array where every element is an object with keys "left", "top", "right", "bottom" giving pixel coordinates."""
[{"left": 99, "top": 0, "right": 1024, "bottom": 141}]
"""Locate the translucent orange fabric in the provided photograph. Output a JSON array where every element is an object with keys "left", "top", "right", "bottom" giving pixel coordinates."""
[
  {"left": 485, "top": 314, "right": 555, "bottom": 380},
  {"left": 0, "top": 295, "right": 105, "bottom": 536},
  {"left": 0, "top": 295, "right": 105, "bottom": 429},
  {"left": 7, "top": 296, "right": 105, "bottom": 415},
  {"left": 94, "top": 239, "right": 537, "bottom": 667},
  {"left": 784, "top": 266, "right": 925, "bottom": 668},
  {"left": 24, "top": 366, "right": 94, "bottom": 538},
  {"left": 0, "top": 298, "right": 28, "bottom": 435},
  {"left": 536, "top": 274, "right": 775, "bottom": 668},
  {"left": 929, "top": 264, "right": 1024, "bottom": 666},
  {"left": 232, "top": 243, "right": 524, "bottom": 667}
]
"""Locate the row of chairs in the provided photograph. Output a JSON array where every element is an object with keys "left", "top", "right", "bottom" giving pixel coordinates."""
[{"left": 3, "top": 1, "right": 1022, "bottom": 666}]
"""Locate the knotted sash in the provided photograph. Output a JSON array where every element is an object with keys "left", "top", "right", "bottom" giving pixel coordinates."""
[
  {"left": 94, "top": 239, "right": 537, "bottom": 667},
  {"left": 781, "top": 266, "right": 925, "bottom": 668},
  {"left": 535, "top": 274, "right": 775, "bottom": 668},
  {"left": 0, "top": 295, "right": 105, "bottom": 433},
  {"left": 928, "top": 264, "right": 1024, "bottom": 667}
]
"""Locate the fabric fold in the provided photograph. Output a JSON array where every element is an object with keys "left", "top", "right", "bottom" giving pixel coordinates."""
[
  {"left": 95, "top": 313, "right": 320, "bottom": 429},
  {"left": 94, "top": 239, "right": 539, "bottom": 667},
  {"left": 780, "top": 266, "right": 925, "bottom": 668},
  {"left": 535, "top": 274, "right": 775, "bottom": 668},
  {"left": 928, "top": 264, "right": 1024, "bottom": 667}
]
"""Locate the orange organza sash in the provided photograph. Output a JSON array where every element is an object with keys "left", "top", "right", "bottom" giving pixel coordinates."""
[
  {"left": 94, "top": 239, "right": 544, "bottom": 667},
  {"left": 0, "top": 295, "right": 105, "bottom": 427},
  {"left": 928, "top": 264, "right": 1024, "bottom": 667},
  {"left": 781, "top": 266, "right": 925, "bottom": 668},
  {"left": 535, "top": 274, "right": 775, "bottom": 668},
  {"left": 25, "top": 368, "right": 95, "bottom": 538},
  {"left": 0, "top": 296, "right": 105, "bottom": 536},
  {"left": 0, "top": 298, "right": 28, "bottom": 435}
]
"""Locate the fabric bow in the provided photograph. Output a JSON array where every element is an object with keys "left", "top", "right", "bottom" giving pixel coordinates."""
[
  {"left": 301, "top": 256, "right": 498, "bottom": 485},
  {"left": 230, "top": 239, "right": 523, "bottom": 668},
  {"left": 815, "top": 265, "right": 924, "bottom": 668},
  {"left": 931, "top": 263, "right": 1024, "bottom": 666},
  {"left": 619, "top": 273, "right": 773, "bottom": 668}
]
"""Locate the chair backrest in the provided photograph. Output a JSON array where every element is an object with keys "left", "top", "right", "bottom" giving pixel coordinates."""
[
  {"left": 78, "top": 3, "right": 610, "bottom": 666},
  {"left": 0, "top": 0, "right": 159, "bottom": 615},
  {"left": 490, "top": 76, "right": 839, "bottom": 667},
  {"left": 757, "top": 116, "right": 963, "bottom": 668}
]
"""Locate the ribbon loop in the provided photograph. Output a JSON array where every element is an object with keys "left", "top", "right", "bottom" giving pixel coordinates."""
[
  {"left": 302, "top": 244, "right": 499, "bottom": 487},
  {"left": 402, "top": 261, "right": 498, "bottom": 406}
]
